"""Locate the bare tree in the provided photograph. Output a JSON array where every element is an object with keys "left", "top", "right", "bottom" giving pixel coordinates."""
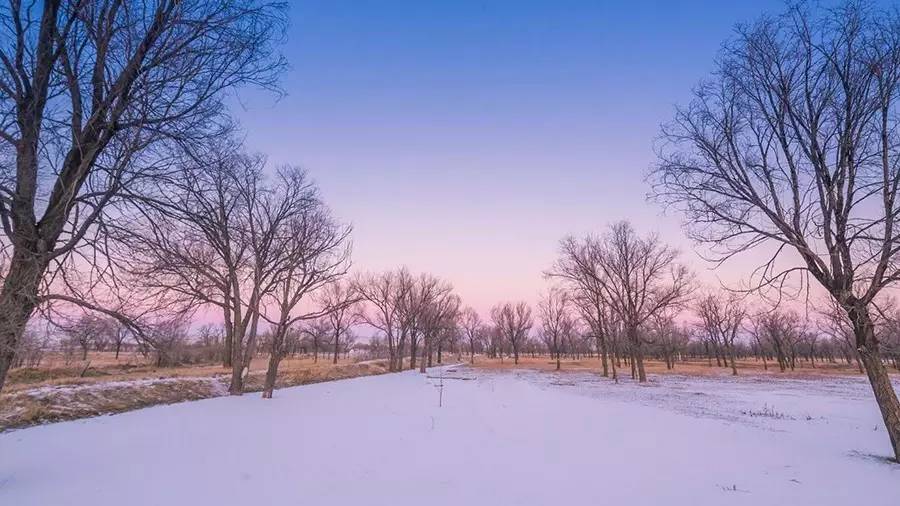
[
  {"left": 539, "top": 288, "right": 572, "bottom": 370},
  {"left": 317, "top": 280, "right": 361, "bottom": 367},
  {"left": 146, "top": 317, "right": 191, "bottom": 367},
  {"left": 109, "top": 321, "right": 131, "bottom": 360},
  {"left": 413, "top": 275, "right": 458, "bottom": 373},
  {"left": 651, "top": 1, "right": 900, "bottom": 458},
  {"left": 128, "top": 153, "right": 330, "bottom": 395},
  {"left": 195, "top": 324, "right": 224, "bottom": 363},
  {"left": 819, "top": 298, "right": 864, "bottom": 373},
  {"left": 756, "top": 309, "right": 804, "bottom": 373},
  {"left": 491, "top": 301, "right": 533, "bottom": 365},
  {"left": 486, "top": 324, "right": 503, "bottom": 361},
  {"left": 460, "top": 307, "right": 483, "bottom": 364},
  {"left": 355, "top": 269, "right": 412, "bottom": 371},
  {"left": 11, "top": 326, "right": 48, "bottom": 368},
  {"left": 302, "top": 317, "right": 331, "bottom": 363},
  {"left": 0, "top": 1, "right": 287, "bottom": 392},
  {"left": 258, "top": 173, "right": 352, "bottom": 398},
  {"left": 648, "top": 315, "right": 689, "bottom": 370},
  {"left": 548, "top": 235, "right": 616, "bottom": 377},
  {"left": 61, "top": 314, "right": 104, "bottom": 361},
  {"left": 590, "top": 222, "right": 691, "bottom": 382},
  {"left": 695, "top": 291, "right": 746, "bottom": 375}
]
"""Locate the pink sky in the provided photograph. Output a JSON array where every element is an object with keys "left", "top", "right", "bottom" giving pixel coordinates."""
[{"left": 233, "top": 0, "right": 797, "bottom": 316}]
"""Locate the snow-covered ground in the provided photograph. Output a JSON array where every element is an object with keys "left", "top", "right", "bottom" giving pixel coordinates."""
[{"left": 1, "top": 366, "right": 898, "bottom": 505}]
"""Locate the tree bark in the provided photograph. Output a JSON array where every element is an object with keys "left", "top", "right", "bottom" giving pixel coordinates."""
[
  {"left": 420, "top": 334, "right": 430, "bottom": 373},
  {"left": 222, "top": 304, "right": 234, "bottom": 368},
  {"left": 627, "top": 326, "right": 647, "bottom": 382},
  {"left": 261, "top": 352, "right": 280, "bottom": 399},
  {"left": 0, "top": 253, "right": 45, "bottom": 392},
  {"left": 849, "top": 306, "right": 900, "bottom": 462},
  {"left": 727, "top": 343, "right": 738, "bottom": 376},
  {"left": 229, "top": 331, "right": 245, "bottom": 395},
  {"left": 262, "top": 325, "right": 287, "bottom": 399},
  {"left": 332, "top": 332, "right": 339, "bottom": 365},
  {"left": 597, "top": 334, "right": 609, "bottom": 377}
]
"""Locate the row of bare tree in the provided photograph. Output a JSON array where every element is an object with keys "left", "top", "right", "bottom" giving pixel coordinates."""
[
  {"left": 649, "top": 1, "right": 900, "bottom": 459},
  {"left": 0, "top": 0, "right": 290, "bottom": 392}
]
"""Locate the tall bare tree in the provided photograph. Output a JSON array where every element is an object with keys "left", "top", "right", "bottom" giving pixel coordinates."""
[
  {"left": 127, "top": 151, "right": 321, "bottom": 395},
  {"left": 302, "top": 317, "right": 331, "bottom": 363},
  {"left": 819, "top": 298, "right": 864, "bottom": 373},
  {"left": 547, "top": 235, "right": 615, "bottom": 377},
  {"left": 413, "top": 275, "right": 458, "bottom": 373},
  {"left": 695, "top": 292, "right": 746, "bottom": 375},
  {"left": 0, "top": 0, "right": 287, "bottom": 392},
  {"left": 317, "top": 280, "right": 361, "bottom": 367},
  {"left": 539, "top": 288, "right": 573, "bottom": 370},
  {"left": 491, "top": 301, "right": 533, "bottom": 365},
  {"left": 590, "top": 222, "right": 691, "bottom": 382},
  {"left": 651, "top": 1, "right": 900, "bottom": 459},
  {"left": 355, "top": 269, "right": 412, "bottom": 372},
  {"left": 258, "top": 174, "right": 352, "bottom": 398},
  {"left": 460, "top": 307, "right": 483, "bottom": 364}
]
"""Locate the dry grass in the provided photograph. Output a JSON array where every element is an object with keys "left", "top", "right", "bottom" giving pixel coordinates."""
[
  {"left": 468, "top": 355, "right": 896, "bottom": 380},
  {"left": 4, "top": 352, "right": 367, "bottom": 392},
  {"left": 0, "top": 352, "right": 388, "bottom": 431}
]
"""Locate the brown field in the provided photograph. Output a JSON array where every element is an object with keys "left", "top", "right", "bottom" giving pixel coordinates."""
[
  {"left": 467, "top": 355, "right": 899, "bottom": 380},
  {"left": 0, "top": 352, "right": 388, "bottom": 430}
]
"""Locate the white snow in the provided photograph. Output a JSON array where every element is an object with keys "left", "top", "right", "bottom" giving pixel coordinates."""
[{"left": 1, "top": 366, "right": 898, "bottom": 505}]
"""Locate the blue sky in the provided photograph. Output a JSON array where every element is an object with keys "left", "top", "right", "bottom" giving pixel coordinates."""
[{"left": 235, "top": 0, "right": 807, "bottom": 311}]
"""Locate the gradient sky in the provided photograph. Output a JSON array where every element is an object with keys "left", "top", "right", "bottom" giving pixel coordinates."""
[{"left": 233, "top": 0, "right": 798, "bottom": 314}]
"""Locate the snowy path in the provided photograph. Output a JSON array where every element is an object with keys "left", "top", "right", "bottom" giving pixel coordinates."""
[{"left": 1, "top": 367, "right": 898, "bottom": 505}]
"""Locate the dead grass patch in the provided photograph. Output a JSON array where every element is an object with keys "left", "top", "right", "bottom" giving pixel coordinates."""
[{"left": 0, "top": 358, "right": 389, "bottom": 431}]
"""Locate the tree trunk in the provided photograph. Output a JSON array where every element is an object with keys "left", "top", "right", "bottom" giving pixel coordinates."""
[
  {"left": 387, "top": 335, "right": 397, "bottom": 371},
  {"left": 597, "top": 334, "right": 609, "bottom": 377},
  {"left": 229, "top": 332, "right": 245, "bottom": 395},
  {"left": 610, "top": 347, "right": 618, "bottom": 382},
  {"left": 637, "top": 352, "right": 647, "bottom": 381},
  {"left": 222, "top": 306, "right": 234, "bottom": 368},
  {"left": 262, "top": 326, "right": 287, "bottom": 399},
  {"left": 419, "top": 334, "right": 429, "bottom": 373},
  {"left": 727, "top": 343, "right": 738, "bottom": 376},
  {"left": 333, "top": 332, "right": 339, "bottom": 365},
  {"left": 261, "top": 352, "right": 281, "bottom": 399},
  {"left": 397, "top": 334, "right": 407, "bottom": 371},
  {"left": 0, "top": 253, "right": 45, "bottom": 393},
  {"left": 229, "top": 314, "right": 253, "bottom": 395},
  {"left": 849, "top": 306, "right": 900, "bottom": 462},
  {"left": 628, "top": 326, "right": 647, "bottom": 382}
]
